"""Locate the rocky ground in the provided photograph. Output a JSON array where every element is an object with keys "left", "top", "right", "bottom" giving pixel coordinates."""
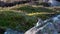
[{"left": 25, "top": 15, "right": 60, "bottom": 34}]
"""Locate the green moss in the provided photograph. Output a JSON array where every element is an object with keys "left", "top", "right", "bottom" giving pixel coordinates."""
[
  {"left": 0, "top": 11, "right": 55, "bottom": 31},
  {"left": 0, "top": 11, "right": 37, "bottom": 31},
  {"left": 16, "top": 6, "right": 54, "bottom": 13}
]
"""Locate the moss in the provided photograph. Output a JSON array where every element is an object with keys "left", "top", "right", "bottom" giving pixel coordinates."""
[
  {"left": 0, "top": 11, "right": 37, "bottom": 31},
  {"left": 0, "top": 10, "right": 56, "bottom": 31},
  {"left": 16, "top": 5, "right": 54, "bottom": 13}
]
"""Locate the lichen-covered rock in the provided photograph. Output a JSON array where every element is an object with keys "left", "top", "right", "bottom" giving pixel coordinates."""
[
  {"left": 4, "top": 28, "right": 24, "bottom": 34},
  {"left": 52, "top": 15, "right": 60, "bottom": 32},
  {"left": 39, "top": 23, "right": 58, "bottom": 34},
  {"left": 24, "top": 27, "right": 37, "bottom": 34},
  {"left": 35, "top": 18, "right": 44, "bottom": 28},
  {"left": 25, "top": 15, "right": 60, "bottom": 34},
  {"left": 25, "top": 18, "right": 43, "bottom": 34},
  {"left": 25, "top": 21, "right": 58, "bottom": 34},
  {"left": 48, "top": 0, "right": 60, "bottom": 6},
  {"left": 25, "top": 22, "right": 58, "bottom": 34}
]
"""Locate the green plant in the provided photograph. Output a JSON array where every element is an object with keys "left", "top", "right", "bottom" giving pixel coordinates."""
[
  {"left": 0, "top": 11, "right": 55, "bottom": 31},
  {"left": 16, "top": 5, "right": 54, "bottom": 13},
  {"left": 0, "top": 11, "right": 37, "bottom": 31}
]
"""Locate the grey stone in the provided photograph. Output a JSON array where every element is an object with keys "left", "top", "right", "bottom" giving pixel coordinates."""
[
  {"left": 25, "top": 27, "right": 37, "bottom": 34},
  {"left": 25, "top": 15, "right": 60, "bottom": 34},
  {"left": 4, "top": 28, "right": 24, "bottom": 34},
  {"left": 47, "top": 0, "right": 60, "bottom": 6},
  {"left": 40, "top": 23, "right": 58, "bottom": 34},
  {"left": 35, "top": 18, "right": 44, "bottom": 28},
  {"left": 52, "top": 15, "right": 60, "bottom": 32},
  {"left": 25, "top": 22, "right": 58, "bottom": 34},
  {"left": 4, "top": 15, "right": 60, "bottom": 34}
]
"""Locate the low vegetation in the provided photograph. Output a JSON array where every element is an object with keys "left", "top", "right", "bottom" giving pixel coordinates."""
[
  {"left": 0, "top": 11, "right": 36, "bottom": 31},
  {"left": 15, "top": 5, "right": 55, "bottom": 13},
  {"left": 0, "top": 10, "right": 55, "bottom": 31}
]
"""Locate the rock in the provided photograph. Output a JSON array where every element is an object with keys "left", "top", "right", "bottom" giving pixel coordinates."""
[
  {"left": 48, "top": 0, "right": 60, "bottom": 6},
  {"left": 25, "top": 18, "right": 44, "bottom": 34},
  {"left": 52, "top": 15, "right": 60, "bottom": 32},
  {"left": 25, "top": 27, "right": 37, "bottom": 34},
  {"left": 25, "top": 22, "right": 58, "bottom": 34},
  {"left": 36, "top": 22, "right": 58, "bottom": 34},
  {"left": 25, "top": 15, "right": 60, "bottom": 34},
  {"left": 35, "top": 18, "right": 44, "bottom": 28},
  {"left": 38, "top": 23, "right": 58, "bottom": 34},
  {"left": 4, "top": 28, "right": 24, "bottom": 34}
]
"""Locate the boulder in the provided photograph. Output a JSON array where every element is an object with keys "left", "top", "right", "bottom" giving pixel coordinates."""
[
  {"left": 25, "top": 22, "right": 58, "bottom": 34},
  {"left": 52, "top": 15, "right": 60, "bottom": 32},
  {"left": 25, "top": 15, "right": 60, "bottom": 34},
  {"left": 4, "top": 28, "right": 24, "bottom": 34},
  {"left": 48, "top": 0, "right": 60, "bottom": 6},
  {"left": 25, "top": 18, "right": 43, "bottom": 34},
  {"left": 38, "top": 23, "right": 58, "bottom": 34}
]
